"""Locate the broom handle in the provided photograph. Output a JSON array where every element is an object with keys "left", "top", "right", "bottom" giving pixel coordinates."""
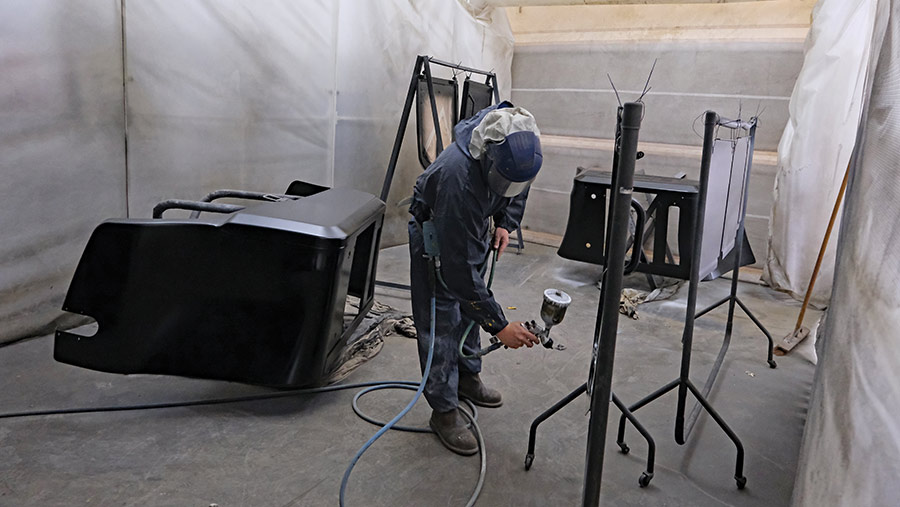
[{"left": 794, "top": 162, "right": 851, "bottom": 331}]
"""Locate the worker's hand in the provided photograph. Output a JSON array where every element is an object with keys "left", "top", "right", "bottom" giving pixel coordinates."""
[
  {"left": 493, "top": 227, "right": 510, "bottom": 258},
  {"left": 495, "top": 321, "right": 540, "bottom": 349}
]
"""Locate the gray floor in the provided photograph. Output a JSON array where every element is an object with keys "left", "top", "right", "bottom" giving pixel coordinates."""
[{"left": 0, "top": 243, "right": 817, "bottom": 506}]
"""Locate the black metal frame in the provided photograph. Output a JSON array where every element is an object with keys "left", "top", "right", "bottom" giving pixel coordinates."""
[
  {"left": 557, "top": 171, "right": 699, "bottom": 280},
  {"left": 527, "top": 110, "right": 776, "bottom": 495},
  {"left": 380, "top": 55, "right": 499, "bottom": 204},
  {"left": 376, "top": 56, "right": 522, "bottom": 292},
  {"left": 582, "top": 102, "right": 644, "bottom": 504},
  {"left": 524, "top": 103, "right": 657, "bottom": 495},
  {"left": 614, "top": 113, "right": 775, "bottom": 491}
]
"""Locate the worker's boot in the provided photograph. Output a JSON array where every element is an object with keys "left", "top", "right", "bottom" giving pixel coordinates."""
[
  {"left": 429, "top": 408, "right": 478, "bottom": 456},
  {"left": 458, "top": 372, "right": 503, "bottom": 408}
]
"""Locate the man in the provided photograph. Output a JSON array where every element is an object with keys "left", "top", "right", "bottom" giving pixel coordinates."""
[{"left": 408, "top": 102, "right": 543, "bottom": 455}]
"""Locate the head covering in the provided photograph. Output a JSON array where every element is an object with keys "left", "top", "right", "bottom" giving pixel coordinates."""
[
  {"left": 469, "top": 106, "right": 541, "bottom": 160},
  {"left": 469, "top": 107, "right": 542, "bottom": 197}
]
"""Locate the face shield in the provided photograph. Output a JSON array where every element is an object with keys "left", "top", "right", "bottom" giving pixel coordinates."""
[{"left": 482, "top": 131, "right": 543, "bottom": 197}]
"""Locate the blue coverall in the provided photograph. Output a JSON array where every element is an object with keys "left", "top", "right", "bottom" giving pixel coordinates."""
[{"left": 408, "top": 102, "right": 528, "bottom": 413}]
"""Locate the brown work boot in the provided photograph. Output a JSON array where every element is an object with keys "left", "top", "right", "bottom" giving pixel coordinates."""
[
  {"left": 458, "top": 373, "right": 503, "bottom": 408},
  {"left": 429, "top": 408, "right": 478, "bottom": 456}
]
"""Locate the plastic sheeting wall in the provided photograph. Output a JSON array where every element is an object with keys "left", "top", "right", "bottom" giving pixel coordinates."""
[
  {"left": 331, "top": 1, "right": 513, "bottom": 244},
  {"left": 791, "top": 1, "right": 900, "bottom": 504},
  {"left": 125, "top": 0, "right": 513, "bottom": 246},
  {"left": 0, "top": 0, "right": 127, "bottom": 344},
  {"left": 124, "top": 1, "right": 337, "bottom": 216},
  {"left": 763, "top": 0, "right": 877, "bottom": 307},
  {"left": 0, "top": 0, "right": 513, "bottom": 344}
]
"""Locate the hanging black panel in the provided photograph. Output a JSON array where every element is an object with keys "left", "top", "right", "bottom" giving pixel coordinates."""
[
  {"left": 415, "top": 76, "right": 458, "bottom": 169},
  {"left": 459, "top": 77, "right": 494, "bottom": 122}
]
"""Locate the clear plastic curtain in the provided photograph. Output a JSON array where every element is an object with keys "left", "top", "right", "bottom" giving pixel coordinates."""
[
  {"left": 333, "top": 0, "right": 513, "bottom": 246},
  {"left": 0, "top": 0, "right": 514, "bottom": 344},
  {"left": 763, "top": 0, "right": 877, "bottom": 308},
  {"left": 792, "top": 0, "right": 900, "bottom": 504},
  {"left": 0, "top": 0, "right": 127, "bottom": 344}
]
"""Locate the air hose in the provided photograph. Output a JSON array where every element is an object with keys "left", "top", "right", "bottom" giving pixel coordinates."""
[
  {"left": 339, "top": 288, "right": 487, "bottom": 507},
  {"left": 342, "top": 250, "right": 494, "bottom": 506},
  {"left": 456, "top": 249, "right": 501, "bottom": 360}
]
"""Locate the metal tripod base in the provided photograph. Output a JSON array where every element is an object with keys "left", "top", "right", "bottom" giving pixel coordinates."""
[
  {"left": 681, "top": 293, "right": 777, "bottom": 440},
  {"left": 524, "top": 383, "right": 657, "bottom": 488},
  {"left": 612, "top": 291, "right": 776, "bottom": 491},
  {"left": 695, "top": 293, "right": 778, "bottom": 369},
  {"left": 614, "top": 378, "right": 747, "bottom": 490}
]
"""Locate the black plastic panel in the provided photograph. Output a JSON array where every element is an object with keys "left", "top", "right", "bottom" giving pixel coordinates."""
[
  {"left": 55, "top": 186, "right": 385, "bottom": 387},
  {"left": 416, "top": 76, "right": 458, "bottom": 169},
  {"left": 459, "top": 77, "right": 493, "bottom": 122}
]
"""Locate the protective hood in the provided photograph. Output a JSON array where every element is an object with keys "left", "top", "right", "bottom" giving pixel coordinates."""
[
  {"left": 468, "top": 105, "right": 542, "bottom": 197},
  {"left": 453, "top": 101, "right": 513, "bottom": 159},
  {"left": 468, "top": 106, "right": 541, "bottom": 160}
]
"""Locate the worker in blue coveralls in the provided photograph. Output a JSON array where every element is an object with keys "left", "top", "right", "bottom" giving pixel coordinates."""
[{"left": 408, "top": 102, "right": 543, "bottom": 455}]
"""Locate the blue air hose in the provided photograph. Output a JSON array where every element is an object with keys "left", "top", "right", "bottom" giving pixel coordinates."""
[
  {"left": 339, "top": 283, "right": 488, "bottom": 507},
  {"left": 457, "top": 249, "right": 500, "bottom": 360},
  {"left": 338, "top": 293, "right": 436, "bottom": 506}
]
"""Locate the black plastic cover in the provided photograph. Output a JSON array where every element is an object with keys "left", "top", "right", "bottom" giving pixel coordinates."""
[
  {"left": 55, "top": 187, "right": 385, "bottom": 387},
  {"left": 459, "top": 77, "right": 493, "bottom": 122},
  {"left": 416, "top": 75, "right": 459, "bottom": 169}
]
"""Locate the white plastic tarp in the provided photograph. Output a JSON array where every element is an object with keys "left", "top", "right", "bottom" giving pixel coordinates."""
[
  {"left": 763, "top": 0, "right": 878, "bottom": 308},
  {"left": 792, "top": 1, "right": 900, "bottom": 504},
  {"left": 0, "top": 0, "right": 514, "bottom": 344},
  {"left": 331, "top": 1, "right": 514, "bottom": 244},
  {"left": 699, "top": 135, "right": 751, "bottom": 280},
  {"left": 0, "top": 0, "right": 127, "bottom": 344}
]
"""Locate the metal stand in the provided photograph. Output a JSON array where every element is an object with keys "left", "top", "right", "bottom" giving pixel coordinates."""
[
  {"left": 529, "top": 111, "right": 776, "bottom": 498},
  {"left": 375, "top": 55, "right": 521, "bottom": 290},
  {"left": 582, "top": 102, "right": 643, "bottom": 505},
  {"left": 525, "top": 384, "right": 656, "bottom": 488},
  {"left": 380, "top": 55, "right": 500, "bottom": 205},
  {"left": 524, "top": 103, "right": 653, "bottom": 499},
  {"left": 615, "top": 113, "right": 775, "bottom": 491}
]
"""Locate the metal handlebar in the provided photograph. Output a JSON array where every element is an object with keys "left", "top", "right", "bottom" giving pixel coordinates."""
[{"left": 152, "top": 200, "right": 244, "bottom": 219}]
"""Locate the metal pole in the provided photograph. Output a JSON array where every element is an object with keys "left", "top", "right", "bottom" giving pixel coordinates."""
[
  {"left": 581, "top": 101, "right": 643, "bottom": 506},
  {"left": 427, "top": 56, "right": 496, "bottom": 77},
  {"left": 674, "top": 110, "right": 718, "bottom": 445},
  {"left": 422, "top": 59, "right": 444, "bottom": 155},
  {"left": 380, "top": 56, "right": 424, "bottom": 202},
  {"left": 586, "top": 106, "right": 623, "bottom": 398},
  {"left": 490, "top": 73, "right": 501, "bottom": 104},
  {"left": 723, "top": 118, "right": 757, "bottom": 342}
]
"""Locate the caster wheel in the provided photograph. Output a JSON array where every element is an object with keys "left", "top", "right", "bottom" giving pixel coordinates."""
[
  {"left": 618, "top": 443, "right": 630, "bottom": 455},
  {"left": 736, "top": 476, "right": 747, "bottom": 490},
  {"left": 638, "top": 472, "right": 653, "bottom": 488},
  {"left": 768, "top": 360, "right": 777, "bottom": 369},
  {"left": 524, "top": 454, "right": 534, "bottom": 471}
]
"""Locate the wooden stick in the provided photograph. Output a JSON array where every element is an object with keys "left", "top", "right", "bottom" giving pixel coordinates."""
[{"left": 794, "top": 162, "right": 851, "bottom": 331}]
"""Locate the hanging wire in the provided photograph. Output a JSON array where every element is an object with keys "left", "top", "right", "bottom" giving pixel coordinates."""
[
  {"left": 637, "top": 58, "right": 658, "bottom": 103},
  {"left": 607, "top": 73, "right": 622, "bottom": 107},
  {"left": 691, "top": 111, "right": 706, "bottom": 140}
]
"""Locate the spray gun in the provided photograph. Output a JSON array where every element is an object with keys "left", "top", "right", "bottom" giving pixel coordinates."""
[
  {"left": 524, "top": 288, "right": 572, "bottom": 349},
  {"left": 475, "top": 288, "right": 572, "bottom": 357}
]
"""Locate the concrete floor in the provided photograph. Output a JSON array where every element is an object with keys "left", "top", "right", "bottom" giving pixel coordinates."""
[{"left": 0, "top": 243, "right": 817, "bottom": 506}]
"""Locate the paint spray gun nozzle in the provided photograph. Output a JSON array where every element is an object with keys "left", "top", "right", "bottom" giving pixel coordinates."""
[{"left": 524, "top": 288, "right": 572, "bottom": 349}]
